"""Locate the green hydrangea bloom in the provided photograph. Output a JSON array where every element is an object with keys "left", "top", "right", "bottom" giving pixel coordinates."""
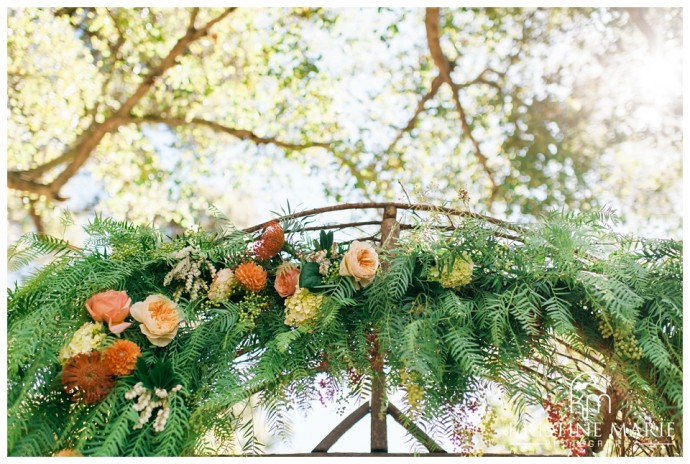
[
  {"left": 431, "top": 254, "right": 474, "bottom": 289},
  {"left": 284, "top": 287, "right": 325, "bottom": 327}
]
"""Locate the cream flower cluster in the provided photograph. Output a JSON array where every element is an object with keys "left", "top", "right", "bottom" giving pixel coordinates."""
[
  {"left": 307, "top": 250, "right": 331, "bottom": 276},
  {"left": 431, "top": 255, "right": 474, "bottom": 289},
  {"left": 164, "top": 245, "right": 216, "bottom": 301},
  {"left": 58, "top": 322, "right": 106, "bottom": 363},
  {"left": 284, "top": 288, "right": 324, "bottom": 327},
  {"left": 125, "top": 381, "right": 183, "bottom": 432},
  {"left": 208, "top": 268, "right": 237, "bottom": 303}
]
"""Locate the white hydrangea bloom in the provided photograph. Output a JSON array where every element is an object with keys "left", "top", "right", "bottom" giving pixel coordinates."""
[{"left": 58, "top": 322, "right": 106, "bottom": 363}]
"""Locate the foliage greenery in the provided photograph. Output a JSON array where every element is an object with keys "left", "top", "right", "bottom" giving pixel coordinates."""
[{"left": 7, "top": 207, "right": 682, "bottom": 456}]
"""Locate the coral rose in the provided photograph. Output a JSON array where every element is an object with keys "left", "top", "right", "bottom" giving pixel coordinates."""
[
  {"left": 130, "top": 295, "right": 184, "bottom": 347},
  {"left": 85, "top": 290, "right": 132, "bottom": 334},
  {"left": 339, "top": 240, "right": 379, "bottom": 289},
  {"left": 274, "top": 262, "right": 300, "bottom": 298}
]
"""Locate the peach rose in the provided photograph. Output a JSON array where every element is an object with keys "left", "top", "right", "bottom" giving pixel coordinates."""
[
  {"left": 339, "top": 240, "right": 379, "bottom": 289},
  {"left": 130, "top": 294, "right": 184, "bottom": 347},
  {"left": 85, "top": 290, "right": 132, "bottom": 334},
  {"left": 274, "top": 262, "right": 300, "bottom": 298}
]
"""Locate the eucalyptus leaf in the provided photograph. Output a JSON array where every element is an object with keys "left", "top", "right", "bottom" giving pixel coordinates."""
[{"left": 299, "top": 262, "right": 322, "bottom": 289}]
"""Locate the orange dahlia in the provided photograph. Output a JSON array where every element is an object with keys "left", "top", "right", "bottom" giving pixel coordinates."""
[
  {"left": 61, "top": 352, "right": 114, "bottom": 404},
  {"left": 234, "top": 262, "right": 267, "bottom": 292},
  {"left": 254, "top": 221, "right": 285, "bottom": 260},
  {"left": 103, "top": 339, "right": 141, "bottom": 376},
  {"left": 53, "top": 449, "right": 83, "bottom": 457}
]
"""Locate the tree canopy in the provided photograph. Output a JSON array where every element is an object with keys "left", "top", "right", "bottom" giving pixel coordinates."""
[{"left": 6, "top": 7, "right": 683, "bottom": 239}]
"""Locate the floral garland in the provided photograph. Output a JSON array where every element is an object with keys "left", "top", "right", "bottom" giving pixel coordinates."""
[
  {"left": 27, "top": 209, "right": 679, "bottom": 458},
  {"left": 55, "top": 220, "right": 473, "bottom": 435}
]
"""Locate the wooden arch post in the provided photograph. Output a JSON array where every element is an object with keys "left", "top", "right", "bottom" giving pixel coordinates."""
[
  {"left": 370, "top": 205, "right": 399, "bottom": 452},
  {"left": 311, "top": 205, "right": 446, "bottom": 454}
]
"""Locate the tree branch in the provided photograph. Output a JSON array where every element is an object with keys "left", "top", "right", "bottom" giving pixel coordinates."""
[
  {"left": 10, "top": 150, "right": 77, "bottom": 180},
  {"left": 384, "top": 74, "right": 443, "bottom": 154},
  {"left": 187, "top": 7, "right": 200, "bottom": 33},
  {"left": 625, "top": 8, "right": 657, "bottom": 53},
  {"left": 457, "top": 68, "right": 502, "bottom": 92},
  {"left": 425, "top": 8, "right": 499, "bottom": 207},
  {"left": 387, "top": 403, "right": 447, "bottom": 453},
  {"left": 243, "top": 201, "right": 523, "bottom": 234},
  {"left": 296, "top": 221, "right": 382, "bottom": 232},
  {"left": 132, "top": 115, "right": 331, "bottom": 150},
  {"left": 8, "top": 7, "right": 237, "bottom": 199},
  {"left": 197, "top": 7, "right": 236, "bottom": 33},
  {"left": 28, "top": 199, "right": 46, "bottom": 234},
  {"left": 107, "top": 8, "right": 236, "bottom": 124},
  {"left": 554, "top": 337, "right": 606, "bottom": 368},
  {"left": 7, "top": 172, "right": 66, "bottom": 201}
]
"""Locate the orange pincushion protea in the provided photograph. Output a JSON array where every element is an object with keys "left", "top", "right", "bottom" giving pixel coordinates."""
[
  {"left": 254, "top": 221, "right": 285, "bottom": 260},
  {"left": 61, "top": 352, "right": 114, "bottom": 404},
  {"left": 103, "top": 339, "right": 141, "bottom": 376},
  {"left": 234, "top": 262, "right": 267, "bottom": 292}
]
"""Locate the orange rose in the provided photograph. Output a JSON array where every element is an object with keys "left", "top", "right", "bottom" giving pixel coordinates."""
[
  {"left": 85, "top": 290, "right": 132, "bottom": 334},
  {"left": 274, "top": 262, "right": 300, "bottom": 298},
  {"left": 339, "top": 240, "right": 379, "bottom": 289},
  {"left": 130, "top": 295, "right": 184, "bottom": 347}
]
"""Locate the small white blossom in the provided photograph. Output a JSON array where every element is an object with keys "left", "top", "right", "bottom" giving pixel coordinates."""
[
  {"left": 126, "top": 383, "right": 182, "bottom": 432},
  {"left": 318, "top": 260, "right": 330, "bottom": 276}
]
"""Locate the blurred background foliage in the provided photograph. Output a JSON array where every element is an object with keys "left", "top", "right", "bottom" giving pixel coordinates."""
[{"left": 7, "top": 7, "right": 682, "bottom": 241}]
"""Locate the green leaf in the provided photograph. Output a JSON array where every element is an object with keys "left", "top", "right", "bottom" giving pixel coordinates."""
[
  {"left": 275, "top": 329, "right": 302, "bottom": 353},
  {"left": 299, "top": 262, "right": 322, "bottom": 290},
  {"left": 319, "top": 230, "right": 334, "bottom": 254}
]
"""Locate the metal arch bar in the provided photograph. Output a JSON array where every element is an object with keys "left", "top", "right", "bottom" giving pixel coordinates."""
[
  {"left": 311, "top": 402, "right": 371, "bottom": 453},
  {"left": 310, "top": 402, "right": 448, "bottom": 454},
  {"left": 387, "top": 403, "right": 447, "bottom": 454}
]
